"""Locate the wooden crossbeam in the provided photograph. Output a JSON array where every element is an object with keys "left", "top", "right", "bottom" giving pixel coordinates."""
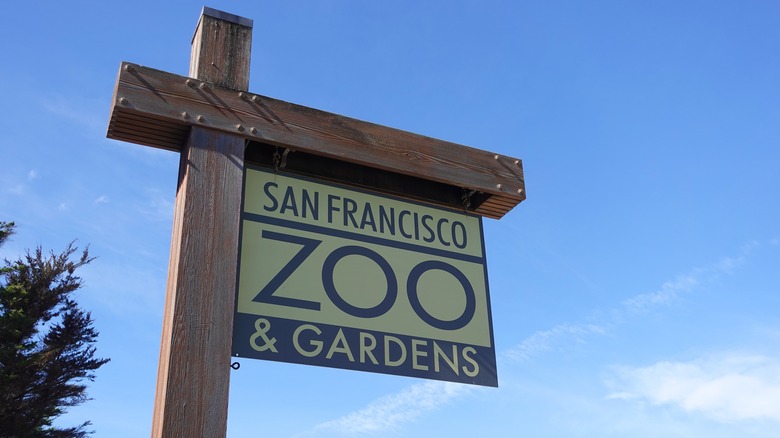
[{"left": 108, "top": 64, "right": 525, "bottom": 218}]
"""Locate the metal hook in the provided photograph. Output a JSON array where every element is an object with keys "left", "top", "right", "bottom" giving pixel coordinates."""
[
  {"left": 273, "top": 147, "right": 292, "bottom": 173},
  {"left": 280, "top": 148, "right": 291, "bottom": 169},
  {"left": 231, "top": 362, "right": 240, "bottom": 370},
  {"left": 461, "top": 189, "right": 477, "bottom": 212}
]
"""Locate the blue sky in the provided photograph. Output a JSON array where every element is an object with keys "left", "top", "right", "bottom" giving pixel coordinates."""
[{"left": 2, "top": 1, "right": 779, "bottom": 436}]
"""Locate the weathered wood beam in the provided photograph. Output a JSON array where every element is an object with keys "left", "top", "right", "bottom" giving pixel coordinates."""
[
  {"left": 108, "top": 63, "right": 525, "bottom": 218},
  {"left": 190, "top": 7, "right": 252, "bottom": 90},
  {"left": 151, "top": 7, "right": 251, "bottom": 438}
]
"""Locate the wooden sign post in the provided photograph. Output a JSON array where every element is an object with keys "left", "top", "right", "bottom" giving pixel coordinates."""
[
  {"left": 107, "top": 7, "right": 525, "bottom": 438},
  {"left": 149, "top": 8, "right": 251, "bottom": 438}
]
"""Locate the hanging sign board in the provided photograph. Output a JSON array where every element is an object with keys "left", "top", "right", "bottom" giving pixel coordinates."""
[{"left": 232, "top": 165, "right": 498, "bottom": 386}]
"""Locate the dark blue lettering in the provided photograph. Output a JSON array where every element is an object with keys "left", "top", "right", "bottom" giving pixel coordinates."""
[
  {"left": 407, "top": 261, "right": 475, "bottom": 330},
  {"left": 379, "top": 206, "right": 395, "bottom": 235},
  {"left": 360, "top": 202, "right": 377, "bottom": 232},
  {"left": 343, "top": 197, "right": 358, "bottom": 227},
  {"left": 399, "top": 210, "right": 413, "bottom": 239},
  {"left": 421, "top": 215, "right": 435, "bottom": 243},
  {"left": 327, "top": 194, "right": 341, "bottom": 223},
  {"left": 263, "top": 181, "right": 279, "bottom": 212},
  {"left": 437, "top": 218, "right": 451, "bottom": 246},
  {"left": 322, "top": 246, "right": 397, "bottom": 318},
  {"left": 252, "top": 231, "right": 322, "bottom": 310},
  {"left": 452, "top": 221, "right": 467, "bottom": 249},
  {"left": 302, "top": 189, "right": 319, "bottom": 220},
  {"left": 280, "top": 186, "right": 299, "bottom": 216}
]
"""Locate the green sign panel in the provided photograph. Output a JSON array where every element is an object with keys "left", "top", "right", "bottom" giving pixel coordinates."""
[{"left": 232, "top": 166, "right": 497, "bottom": 386}]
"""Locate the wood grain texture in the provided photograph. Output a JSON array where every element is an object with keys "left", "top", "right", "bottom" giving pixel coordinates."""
[
  {"left": 190, "top": 10, "right": 252, "bottom": 90},
  {"left": 152, "top": 128, "right": 244, "bottom": 438},
  {"left": 107, "top": 63, "right": 526, "bottom": 218},
  {"left": 151, "top": 9, "right": 251, "bottom": 438}
]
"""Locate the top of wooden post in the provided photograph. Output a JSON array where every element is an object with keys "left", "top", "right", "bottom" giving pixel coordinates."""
[
  {"left": 190, "top": 7, "right": 253, "bottom": 90},
  {"left": 200, "top": 7, "right": 253, "bottom": 28}
]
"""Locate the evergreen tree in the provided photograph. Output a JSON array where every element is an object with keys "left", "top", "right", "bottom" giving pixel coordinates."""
[{"left": 0, "top": 221, "right": 109, "bottom": 437}]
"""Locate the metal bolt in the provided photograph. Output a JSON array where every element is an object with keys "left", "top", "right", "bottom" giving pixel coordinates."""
[
  {"left": 185, "top": 79, "right": 195, "bottom": 87},
  {"left": 494, "top": 154, "right": 499, "bottom": 160},
  {"left": 124, "top": 64, "right": 134, "bottom": 72},
  {"left": 251, "top": 95, "right": 260, "bottom": 103},
  {"left": 236, "top": 124, "right": 244, "bottom": 131},
  {"left": 239, "top": 92, "right": 246, "bottom": 99},
  {"left": 250, "top": 127, "right": 257, "bottom": 134},
  {"left": 197, "top": 115, "right": 204, "bottom": 123},
  {"left": 517, "top": 189, "right": 524, "bottom": 195},
  {"left": 514, "top": 160, "right": 520, "bottom": 166},
  {"left": 119, "top": 97, "right": 128, "bottom": 105},
  {"left": 496, "top": 184, "right": 503, "bottom": 190},
  {"left": 181, "top": 112, "right": 189, "bottom": 119},
  {"left": 198, "top": 82, "right": 207, "bottom": 90}
]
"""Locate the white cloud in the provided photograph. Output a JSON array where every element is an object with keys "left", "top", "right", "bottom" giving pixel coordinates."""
[
  {"left": 503, "top": 323, "right": 607, "bottom": 362},
  {"left": 501, "top": 241, "right": 774, "bottom": 369},
  {"left": 95, "top": 195, "right": 110, "bottom": 204},
  {"left": 608, "top": 353, "right": 780, "bottom": 423},
  {"left": 504, "top": 242, "right": 765, "bottom": 365},
  {"left": 622, "top": 273, "right": 699, "bottom": 312},
  {"left": 311, "top": 381, "right": 473, "bottom": 435},
  {"left": 27, "top": 170, "right": 38, "bottom": 180},
  {"left": 503, "top": 254, "right": 729, "bottom": 364},
  {"left": 623, "top": 244, "right": 758, "bottom": 313}
]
